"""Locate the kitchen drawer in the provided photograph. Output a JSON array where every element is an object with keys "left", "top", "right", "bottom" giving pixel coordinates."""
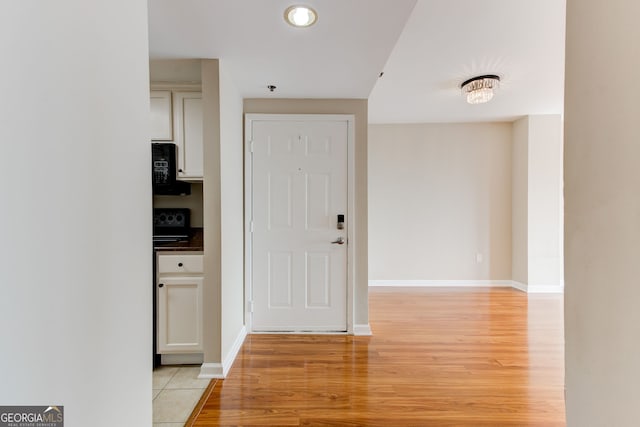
[{"left": 157, "top": 253, "right": 203, "bottom": 274}]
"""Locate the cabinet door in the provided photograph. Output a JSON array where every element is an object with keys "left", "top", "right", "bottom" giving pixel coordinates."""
[
  {"left": 150, "top": 90, "right": 173, "bottom": 140},
  {"left": 173, "top": 92, "right": 203, "bottom": 180},
  {"left": 157, "top": 276, "right": 203, "bottom": 353}
]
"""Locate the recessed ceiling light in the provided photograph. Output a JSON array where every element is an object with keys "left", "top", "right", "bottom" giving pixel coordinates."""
[{"left": 284, "top": 5, "right": 318, "bottom": 28}]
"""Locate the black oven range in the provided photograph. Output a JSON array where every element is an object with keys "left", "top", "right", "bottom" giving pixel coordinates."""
[{"left": 153, "top": 208, "right": 190, "bottom": 244}]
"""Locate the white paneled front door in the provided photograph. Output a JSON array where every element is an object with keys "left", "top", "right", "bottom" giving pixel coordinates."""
[{"left": 247, "top": 116, "right": 350, "bottom": 332}]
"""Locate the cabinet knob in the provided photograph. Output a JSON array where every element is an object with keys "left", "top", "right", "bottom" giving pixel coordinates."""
[
  {"left": 178, "top": 169, "right": 183, "bottom": 173},
  {"left": 178, "top": 262, "right": 183, "bottom": 267},
  {"left": 158, "top": 283, "right": 164, "bottom": 288}
]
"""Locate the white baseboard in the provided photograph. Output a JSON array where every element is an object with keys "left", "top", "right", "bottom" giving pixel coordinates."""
[
  {"left": 511, "top": 281, "right": 528, "bottom": 292},
  {"left": 198, "top": 362, "right": 224, "bottom": 379},
  {"left": 161, "top": 353, "right": 203, "bottom": 365},
  {"left": 526, "top": 284, "right": 565, "bottom": 293},
  {"left": 352, "top": 323, "right": 372, "bottom": 336},
  {"left": 198, "top": 326, "right": 247, "bottom": 379},
  {"left": 222, "top": 326, "right": 247, "bottom": 377},
  {"left": 369, "top": 280, "right": 513, "bottom": 287},
  {"left": 511, "top": 281, "right": 564, "bottom": 293},
  {"left": 369, "top": 280, "right": 564, "bottom": 294}
]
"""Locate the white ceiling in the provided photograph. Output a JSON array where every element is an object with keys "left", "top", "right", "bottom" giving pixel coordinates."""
[
  {"left": 148, "top": 0, "right": 416, "bottom": 98},
  {"left": 148, "top": 0, "right": 566, "bottom": 124}
]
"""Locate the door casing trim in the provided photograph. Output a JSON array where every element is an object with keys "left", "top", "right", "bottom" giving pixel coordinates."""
[{"left": 244, "top": 114, "right": 356, "bottom": 333}]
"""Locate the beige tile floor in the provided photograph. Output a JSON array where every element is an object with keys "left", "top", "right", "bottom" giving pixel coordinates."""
[{"left": 153, "top": 366, "right": 214, "bottom": 426}]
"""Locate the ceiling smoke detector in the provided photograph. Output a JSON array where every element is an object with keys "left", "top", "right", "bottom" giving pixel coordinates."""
[{"left": 284, "top": 5, "right": 318, "bottom": 27}]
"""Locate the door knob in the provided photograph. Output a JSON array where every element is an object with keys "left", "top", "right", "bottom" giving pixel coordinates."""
[{"left": 331, "top": 237, "right": 345, "bottom": 245}]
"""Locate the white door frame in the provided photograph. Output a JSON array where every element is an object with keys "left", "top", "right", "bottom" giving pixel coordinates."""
[{"left": 244, "top": 114, "right": 356, "bottom": 334}]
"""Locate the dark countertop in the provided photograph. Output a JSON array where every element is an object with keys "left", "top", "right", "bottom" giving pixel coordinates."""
[{"left": 153, "top": 228, "right": 203, "bottom": 252}]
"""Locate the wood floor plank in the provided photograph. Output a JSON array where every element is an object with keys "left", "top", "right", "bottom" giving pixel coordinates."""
[{"left": 192, "top": 288, "right": 565, "bottom": 426}]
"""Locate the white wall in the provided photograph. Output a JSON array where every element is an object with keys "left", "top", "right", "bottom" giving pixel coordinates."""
[
  {"left": 512, "top": 118, "right": 529, "bottom": 284},
  {"left": 150, "top": 59, "right": 202, "bottom": 82},
  {"left": 201, "top": 60, "right": 222, "bottom": 365},
  {"left": 512, "top": 115, "right": 564, "bottom": 291},
  {"left": 219, "top": 61, "right": 245, "bottom": 361},
  {"left": 527, "top": 115, "right": 563, "bottom": 288},
  {"left": 0, "top": 1, "right": 152, "bottom": 426},
  {"left": 565, "top": 0, "right": 640, "bottom": 424},
  {"left": 368, "top": 123, "right": 512, "bottom": 281}
]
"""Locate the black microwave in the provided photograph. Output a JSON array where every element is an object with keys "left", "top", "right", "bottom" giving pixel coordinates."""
[{"left": 151, "top": 143, "right": 191, "bottom": 195}]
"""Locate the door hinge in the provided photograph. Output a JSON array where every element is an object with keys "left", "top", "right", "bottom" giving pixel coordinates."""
[
  {"left": 248, "top": 300, "right": 254, "bottom": 313},
  {"left": 249, "top": 140, "right": 254, "bottom": 152},
  {"left": 250, "top": 221, "right": 254, "bottom": 233}
]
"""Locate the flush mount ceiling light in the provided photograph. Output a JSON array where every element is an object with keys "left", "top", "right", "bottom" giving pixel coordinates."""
[
  {"left": 284, "top": 5, "right": 318, "bottom": 27},
  {"left": 461, "top": 75, "right": 500, "bottom": 104}
]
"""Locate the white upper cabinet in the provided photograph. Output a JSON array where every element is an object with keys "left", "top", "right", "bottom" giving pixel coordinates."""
[
  {"left": 150, "top": 90, "right": 173, "bottom": 141},
  {"left": 173, "top": 92, "right": 203, "bottom": 180},
  {"left": 149, "top": 88, "right": 203, "bottom": 181}
]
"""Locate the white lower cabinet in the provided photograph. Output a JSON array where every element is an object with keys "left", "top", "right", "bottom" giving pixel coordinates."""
[{"left": 157, "top": 252, "right": 203, "bottom": 354}]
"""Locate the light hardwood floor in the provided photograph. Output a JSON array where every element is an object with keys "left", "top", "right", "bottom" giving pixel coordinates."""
[{"left": 189, "top": 287, "right": 565, "bottom": 426}]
